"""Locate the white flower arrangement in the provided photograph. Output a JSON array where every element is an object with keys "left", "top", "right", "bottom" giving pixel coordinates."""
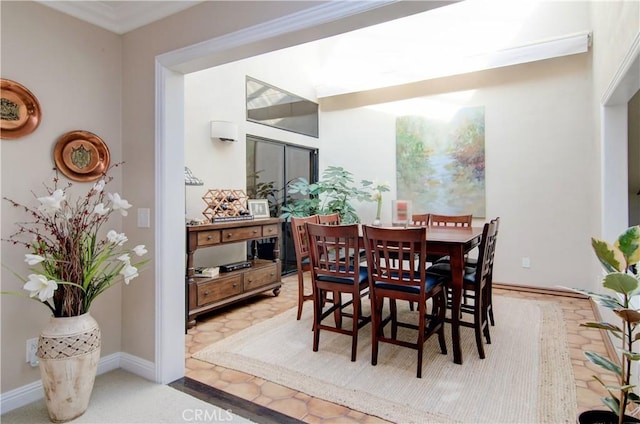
[{"left": 2, "top": 167, "right": 148, "bottom": 317}]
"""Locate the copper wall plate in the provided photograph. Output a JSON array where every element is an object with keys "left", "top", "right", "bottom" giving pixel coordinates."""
[
  {"left": 1, "top": 79, "right": 42, "bottom": 139},
  {"left": 54, "top": 130, "right": 110, "bottom": 182}
]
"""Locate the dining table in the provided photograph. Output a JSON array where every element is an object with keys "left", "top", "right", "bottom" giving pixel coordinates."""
[{"left": 361, "top": 223, "right": 484, "bottom": 365}]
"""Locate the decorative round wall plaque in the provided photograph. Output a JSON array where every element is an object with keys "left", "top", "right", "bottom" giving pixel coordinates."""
[
  {"left": 54, "top": 130, "right": 110, "bottom": 182},
  {"left": 0, "top": 78, "right": 42, "bottom": 139}
]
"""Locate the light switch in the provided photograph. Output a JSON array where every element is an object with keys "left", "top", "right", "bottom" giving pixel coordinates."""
[{"left": 137, "top": 208, "right": 150, "bottom": 228}]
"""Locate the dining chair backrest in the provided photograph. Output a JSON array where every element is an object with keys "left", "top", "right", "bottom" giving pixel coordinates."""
[
  {"left": 474, "top": 220, "right": 499, "bottom": 288},
  {"left": 411, "top": 213, "right": 430, "bottom": 227},
  {"left": 291, "top": 215, "right": 320, "bottom": 263},
  {"left": 318, "top": 213, "right": 341, "bottom": 225},
  {"left": 306, "top": 222, "right": 362, "bottom": 283},
  {"left": 291, "top": 215, "right": 320, "bottom": 320},
  {"left": 429, "top": 214, "right": 472, "bottom": 227},
  {"left": 362, "top": 225, "right": 428, "bottom": 298}
]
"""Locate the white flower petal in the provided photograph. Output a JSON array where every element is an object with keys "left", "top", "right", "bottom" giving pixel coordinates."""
[
  {"left": 25, "top": 254, "right": 45, "bottom": 266},
  {"left": 108, "top": 193, "right": 132, "bottom": 216},
  {"left": 118, "top": 254, "right": 131, "bottom": 264},
  {"left": 132, "top": 245, "right": 147, "bottom": 256},
  {"left": 120, "top": 265, "right": 138, "bottom": 285},
  {"left": 93, "top": 180, "right": 105, "bottom": 193},
  {"left": 23, "top": 274, "right": 57, "bottom": 301},
  {"left": 93, "top": 203, "right": 109, "bottom": 216},
  {"left": 37, "top": 189, "right": 65, "bottom": 213}
]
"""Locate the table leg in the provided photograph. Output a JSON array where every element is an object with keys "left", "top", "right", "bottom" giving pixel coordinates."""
[{"left": 449, "top": 246, "right": 464, "bottom": 365}]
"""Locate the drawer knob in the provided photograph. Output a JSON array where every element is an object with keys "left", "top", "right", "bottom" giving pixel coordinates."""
[
  {"left": 253, "top": 230, "right": 258, "bottom": 233},
  {"left": 226, "top": 233, "right": 232, "bottom": 238},
  {"left": 207, "top": 235, "right": 213, "bottom": 240},
  {"left": 204, "top": 291, "right": 209, "bottom": 296},
  {"left": 233, "top": 283, "right": 238, "bottom": 288},
  {"left": 248, "top": 279, "right": 253, "bottom": 283}
]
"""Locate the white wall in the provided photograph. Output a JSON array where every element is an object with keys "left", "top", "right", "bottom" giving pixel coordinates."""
[{"left": 184, "top": 0, "right": 594, "bottom": 289}]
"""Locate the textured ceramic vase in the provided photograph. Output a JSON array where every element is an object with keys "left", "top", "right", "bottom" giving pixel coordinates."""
[{"left": 37, "top": 313, "right": 101, "bottom": 423}]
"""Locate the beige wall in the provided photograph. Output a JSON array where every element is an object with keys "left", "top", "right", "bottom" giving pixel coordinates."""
[{"left": 1, "top": 2, "right": 123, "bottom": 391}]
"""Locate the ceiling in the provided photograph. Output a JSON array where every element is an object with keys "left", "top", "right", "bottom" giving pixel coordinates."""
[
  {"left": 35, "top": 1, "right": 204, "bottom": 34},
  {"left": 35, "top": 1, "right": 591, "bottom": 98}
]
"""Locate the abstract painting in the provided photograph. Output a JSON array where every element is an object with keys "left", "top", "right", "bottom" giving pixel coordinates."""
[{"left": 396, "top": 106, "right": 485, "bottom": 217}]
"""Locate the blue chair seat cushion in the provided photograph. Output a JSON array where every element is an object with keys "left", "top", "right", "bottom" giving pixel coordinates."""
[
  {"left": 373, "top": 273, "right": 443, "bottom": 293},
  {"left": 316, "top": 266, "right": 368, "bottom": 284},
  {"left": 434, "top": 255, "right": 478, "bottom": 266},
  {"left": 426, "top": 262, "right": 476, "bottom": 277}
]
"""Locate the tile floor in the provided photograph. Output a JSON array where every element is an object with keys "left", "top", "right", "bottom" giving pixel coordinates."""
[{"left": 185, "top": 273, "right": 613, "bottom": 423}]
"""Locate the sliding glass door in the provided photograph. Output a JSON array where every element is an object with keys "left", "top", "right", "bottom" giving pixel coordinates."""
[{"left": 246, "top": 136, "right": 317, "bottom": 274}]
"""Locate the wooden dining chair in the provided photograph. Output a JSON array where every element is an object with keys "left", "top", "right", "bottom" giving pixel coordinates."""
[
  {"left": 291, "top": 215, "right": 320, "bottom": 320},
  {"left": 427, "top": 219, "right": 499, "bottom": 359},
  {"left": 432, "top": 216, "right": 500, "bottom": 326},
  {"left": 429, "top": 214, "right": 472, "bottom": 227},
  {"left": 411, "top": 213, "right": 430, "bottom": 226},
  {"left": 428, "top": 213, "right": 473, "bottom": 263},
  {"left": 317, "top": 213, "right": 341, "bottom": 225},
  {"left": 362, "top": 225, "right": 447, "bottom": 378},
  {"left": 306, "top": 222, "right": 371, "bottom": 361}
]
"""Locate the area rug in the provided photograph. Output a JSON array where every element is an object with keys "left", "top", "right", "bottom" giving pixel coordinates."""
[{"left": 193, "top": 296, "right": 576, "bottom": 423}]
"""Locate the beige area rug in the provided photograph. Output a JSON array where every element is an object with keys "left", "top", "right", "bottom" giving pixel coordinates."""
[{"left": 193, "top": 296, "right": 576, "bottom": 424}]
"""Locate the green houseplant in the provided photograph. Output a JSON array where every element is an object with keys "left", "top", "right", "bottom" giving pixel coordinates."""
[
  {"left": 280, "top": 166, "right": 376, "bottom": 224},
  {"left": 569, "top": 226, "right": 640, "bottom": 424}
]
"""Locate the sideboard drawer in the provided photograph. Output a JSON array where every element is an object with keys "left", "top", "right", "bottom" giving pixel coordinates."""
[
  {"left": 196, "top": 275, "right": 242, "bottom": 306},
  {"left": 197, "top": 230, "right": 221, "bottom": 247},
  {"left": 262, "top": 224, "right": 279, "bottom": 238},
  {"left": 244, "top": 264, "right": 278, "bottom": 291},
  {"left": 222, "top": 226, "right": 262, "bottom": 242}
]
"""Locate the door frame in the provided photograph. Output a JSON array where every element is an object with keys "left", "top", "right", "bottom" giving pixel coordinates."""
[{"left": 154, "top": 1, "right": 397, "bottom": 384}]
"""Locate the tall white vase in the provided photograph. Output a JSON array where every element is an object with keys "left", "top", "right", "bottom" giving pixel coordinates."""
[{"left": 37, "top": 313, "right": 101, "bottom": 423}]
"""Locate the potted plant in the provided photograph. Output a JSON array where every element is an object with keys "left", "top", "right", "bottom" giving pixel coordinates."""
[
  {"left": 568, "top": 226, "right": 640, "bottom": 424},
  {"left": 280, "top": 166, "right": 374, "bottom": 224},
  {"left": 2, "top": 166, "right": 149, "bottom": 422}
]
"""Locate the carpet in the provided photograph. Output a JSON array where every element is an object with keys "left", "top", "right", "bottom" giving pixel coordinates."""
[
  {"left": 193, "top": 296, "right": 577, "bottom": 424},
  {"left": 1, "top": 369, "right": 254, "bottom": 423}
]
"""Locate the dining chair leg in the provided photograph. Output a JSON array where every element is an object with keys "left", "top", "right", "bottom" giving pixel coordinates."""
[
  {"left": 436, "top": 292, "right": 447, "bottom": 355},
  {"left": 482, "top": 286, "right": 492, "bottom": 344},
  {"left": 351, "top": 292, "right": 360, "bottom": 362},
  {"left": 296, "top": 271, "right": 305, "bottom": 320},
  {"left": 333, "top": 291, "right": 342, "bottom": 328},
  {"left": 416, "top": 302, "right": 426, "bottom": 378},
  {"left": 312, "top": 287, "right": 322, "bottom": 352},
  {"left": 371, "top": 295, "right": 383, "bottom": 366},
  {"left": 473, "top": 287, "right": 485, "bottom": 359},
  {"left": 390, "top": 299, "right": 398, "bottom": 339}
]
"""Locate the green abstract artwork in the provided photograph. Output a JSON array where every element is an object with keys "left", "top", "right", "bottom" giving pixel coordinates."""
[{"left": 396, "top": 106, "right": 485, "bottom": 217}]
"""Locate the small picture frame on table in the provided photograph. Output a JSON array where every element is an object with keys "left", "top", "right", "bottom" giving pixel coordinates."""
[
  {"left": 392, "top": 200, "right": 412, "bottom": 226},
  {"left": 247, "top": 199, "right": 270, "bottom": 218}
]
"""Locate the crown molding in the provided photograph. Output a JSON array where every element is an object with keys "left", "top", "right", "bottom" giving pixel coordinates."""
[{"left": 35, "top": 1, "right": 204, "bottom": 34}]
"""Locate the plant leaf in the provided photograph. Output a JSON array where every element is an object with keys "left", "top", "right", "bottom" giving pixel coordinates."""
[
  {"left": 604, "top": 273, "right": 640, "bottom": 296},
  {"left": 585, "top": 351, "right": 622, "bottom": 376},
  {"left": 614, "top": 308, "right": 640, "bottom": 325},
  {"left": 593, "top": 238, "right": 626, "bottom": 272},
  {"left": 581, "top": 322, "right": 622, "bottom": 333},
  {"left": 615, "top": 225, "right": 640, "bottom": 266}
]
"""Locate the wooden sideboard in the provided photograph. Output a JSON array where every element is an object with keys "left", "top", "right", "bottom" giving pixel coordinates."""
[{"left": 185, "top": 217, "right": 282, "bottom": 327}]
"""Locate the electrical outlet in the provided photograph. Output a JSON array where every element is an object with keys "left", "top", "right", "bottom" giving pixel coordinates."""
[
  {"left": 521, "top": 257, "right": 531, "bottom": 268},
  {"left": 26, "top": 338, "right": 38, "bottom": 366}
]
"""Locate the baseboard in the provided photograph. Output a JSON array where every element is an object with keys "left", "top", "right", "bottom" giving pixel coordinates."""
[{"left": 0, "top": 352, "right": 155, "bottom": 415}]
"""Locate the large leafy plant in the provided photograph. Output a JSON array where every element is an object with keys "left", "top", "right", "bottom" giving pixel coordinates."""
[
  {"left": 280, "top": 166, "right": 375, "bottom": 224},
  {"left": 569, "top": 226, "right": 640, "bottom": 424}
]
